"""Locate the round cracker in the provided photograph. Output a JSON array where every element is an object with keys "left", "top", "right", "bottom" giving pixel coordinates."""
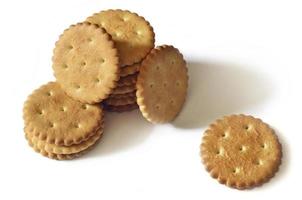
[
  {"left": 104, "top": 103, "right": 138, "bottom": 113},
  {"left": 117, "top": 73, "right": 138, "bottom": 87},
  {"left": 201, "top": 115, "right": 282, "bottom": 189},
  {"left": 136, "top": 45, "right": 188, "bottom": 123},
  {"left": 52, "top": 22, "right": 119, "bottom": 103},
  {"left": 120, "top": 62, "right": 140, "bottom": 77},
  {"left": 86, "top": 9, "right": 155, "bottom": 66},
  {"left": 111, "top": 83, "right": 136, "bottom": 95},
  {"left": 23, "top": 82, "right": 103, "bottom": 146},
  {"left": 25, "top": 124, "right": 103, "bottom": 155},
  {"left": 104, "top": 95, "right": 136, "bottom": 106}
]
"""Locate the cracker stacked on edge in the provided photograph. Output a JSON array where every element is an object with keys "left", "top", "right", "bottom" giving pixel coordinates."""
[{"left": 86, "top": 10, "right": 155, "bottom": 112}]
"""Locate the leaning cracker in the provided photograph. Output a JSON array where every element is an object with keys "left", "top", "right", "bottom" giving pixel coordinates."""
[
  {"left": 52, "top": 22, "right": 119, "bottom": 103},
  {"left": 23, "top": 82, "right": 103, "bottom": 146},
  {"left": 120, "top": 62, "right": 140, "bottom": 77},
  {"left": 117, "top": 73, "right": 138, "bottom": 86},
  {"left": 86, "top": 9, "right": 155, "bottom": 66},
  {"left": 104, "top": 95, "right": 136, "bottom": 106},
  {"left": 104, "top": 103, "right": 138, "bottom": 112},
  {"left": 136, "top": 45, "right": 188, "bottom": 123},
  {"left": 25, "top": 124, "right": 103, "bottom": 155},
  {"left": 201, "top": 114, "right": 282, "bottom": 189},
  {"left": 111, "top": 83, "right": 136, "bottom": 94}
]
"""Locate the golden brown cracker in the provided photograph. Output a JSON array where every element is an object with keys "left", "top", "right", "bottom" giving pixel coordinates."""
[
  {"left": 111, "top": 83, "right": 136, "bottom": 95},
  {"left": 86, "top": 9, "right": 155, "bottom": 66},
  {"left": 104, "top": 95, "right": 136, "bottom": 106},
  {"left": 201, "top": 114, "right": 282, "bottom": 189},
  {"left": 117, "top": 73, "right": 138, "bottom": 87},
  {"left": 120, "top": 62, "right": 140, "bottom": 77},
  {"left": 52, "top": 22, "right": 119, "bottom": 103},
  {"left": 109, "top": 91, "right": 136, "bottom": 99},
  {"left": 104, "top": 103, "right": 138, "bottom": 112},
  {"left": 136, "top": 45, "right": 188, "bottom": 123},
  {"left": 23, "top": 82, "right": 103, "bottom": 146},
  {"left": 27, "top": 135, "right": 99, "bottom": 160},
  {"left": 25, "top": 124, "right": 103, "bottom": 155}
]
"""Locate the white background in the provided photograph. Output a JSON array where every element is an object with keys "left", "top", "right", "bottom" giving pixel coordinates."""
[{"left": 0, "top": 0, "right": 301, "bottom": 199}]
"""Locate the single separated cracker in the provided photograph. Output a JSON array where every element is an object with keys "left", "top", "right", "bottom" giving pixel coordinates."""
[
  {"left": 104, "top": 95, "right": 136, "bottom": 106},
  {"left": 86, "top": 9, "right": 155, "bottom": 66},
  {"left": 25, "top": 123, "right": 103, "bottom": 155},
  {"left": 104, "top": 103, "right": 138, "bottom": 112},
  {"left": 52, "top": 22, "right": 119, "bottom": 103},
  {"left": 120, "top": 62, "right": 140, "bottom": 77},
  {"left": 136, "top": 45, "right": 188, "bottom": 123},
  {"left": 117, "top": 73, "right": 138, "bottom": 87},
  {"left": 201, "top": 114, "right": 282, "bottom": 189},
  {"left": 23, "top": 82, "right": 103, "bottom": 146}
]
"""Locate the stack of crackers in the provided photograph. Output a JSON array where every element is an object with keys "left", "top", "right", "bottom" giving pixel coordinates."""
[
  {"left": 22, "top": 9, "right": 282, "bottom": 190},
  {"left": 23, "top": 9, "right": 188, "bottom": 160}
]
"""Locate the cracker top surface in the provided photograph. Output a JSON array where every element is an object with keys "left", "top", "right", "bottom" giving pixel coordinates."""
[
  {"left": 201, "top": 114, "right": 282, "bottom": 189},
  {"left": 52, "top": 22, "right": 119, "bottom": 103},
  {"left": 86, "top": 9, "right": 155, "bottom": 66},
  {"left": 136, "top": 45, "right": 188, "bottom": 123},
  {"left": 23, "top": 82, "right": 103, "bottom": 146}
]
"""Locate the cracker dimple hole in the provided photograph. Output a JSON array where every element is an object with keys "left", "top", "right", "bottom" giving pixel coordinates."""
[
  {"left": 87, "top": 38, "right": 93, "bottom": 43},
  {"left": 176, "top": 81, "right": 181, "bottom": 86},
  {"left": 244, "top": 124, "right": 252, "bottom": 131},
  {"left": 149, "top": 83, "right": 154, "bottom": 88},
  {"left": 216, "top": 148, "right": 224, "bottom": 156},
  {"left": 82, "top": 104, "right": 88, "bottom": 110},
  {"left": 261, "top": 143, "right": 267, "bottom": 149},
  {"left": 46, "top": 91, "right": 53, "bottom": 96},
  {"left": 100, "top": 58, "right": 105, "bottom": 64},
  {"left": 155, "top": 105, "right": 160, "bottom": 110},
  {"left": 156, "top": 65, "right": 160, "bottom": 70},
  {"left": 122, "top": 17, "right": 129, "bottom": 22},
  {"left": 232, "top": 168, "right": 240, "bottom": 174},
  {"left": 81, "top": 61, "right": 86, "bottom": 67},
  {"left": 75, "top": 123, "right": 81, "bottom": 129},
  {"left": 62, "top": 64, "right": 68, "bottom": 69},
  {"left": 239, "top": 145, "right": 247, "bottom": 152},
  {"left": 163, "top": 82, "right": 167, "bottom": 87},
  {"left": 60, "top": 107, "right": 66, "bottom": 112},
  {"left": 68, "top": 45, "right": 73, "bottom": 50},
  {"left": 95, "top": 78, "right": 100, "bottom": 83},
  {"left": 75, "top": 85, "right": 81, "bottom": 90},
  {"left": 221, "top": 131, "right": 229, "bottom": 138},
  {"left": 49, "top": 122, "right": 55, "bottom": 128},
  {"left": 37, "top": 110, "right": 44, "bottom": 115},
  {"left": 170, "top": 99, "right": 174, "bottom": 104},
  {"left": 255, "top": 159, "right": 263, "bottom": 166},
  {"left": 171, "top": 60, "right": 175, "bottom": 65}
]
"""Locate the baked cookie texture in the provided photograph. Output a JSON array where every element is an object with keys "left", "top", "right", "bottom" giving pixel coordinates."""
[
  {"left": 23, "top": 82, "right": 104, "bottom": 146},
  {"left": 136, "top": 45, "right": 188, "bottom": 123},
  {"left": 86, "top": 9, "right": 155, "bottom": 66},
  {"left": 201, "top": 114, "right": 282, "bottom": 189},
  {"left": 52, "top": 22, "right": 119, "bottom": 103}
]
